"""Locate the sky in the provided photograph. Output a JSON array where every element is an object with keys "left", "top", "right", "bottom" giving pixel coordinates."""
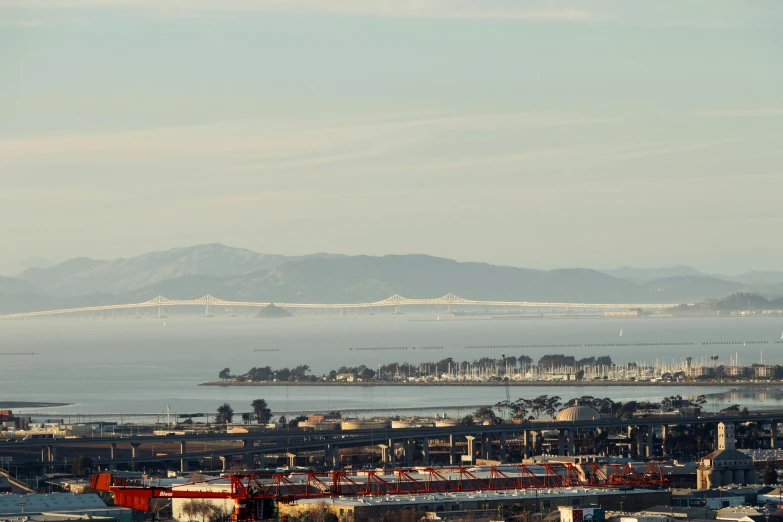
[{"left": 1, "top": 1, "right": 782, "bottom": 276}]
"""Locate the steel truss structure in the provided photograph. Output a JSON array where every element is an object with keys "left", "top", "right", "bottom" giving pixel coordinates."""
[{"left": 91, "top": 463, "right": 667, "bottom": 520}]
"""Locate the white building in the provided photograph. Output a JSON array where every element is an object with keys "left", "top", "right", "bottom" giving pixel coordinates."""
[{"left": 0, "top": 493, "right": 131, "bottom": 522}]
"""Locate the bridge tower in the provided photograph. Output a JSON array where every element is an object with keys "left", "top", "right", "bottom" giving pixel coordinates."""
[
  {"left": 135, "top": 306, "right": 140, "bottom": 319},
  {"left": 157, "top": 304, "right": 163, "bottom": 319}
]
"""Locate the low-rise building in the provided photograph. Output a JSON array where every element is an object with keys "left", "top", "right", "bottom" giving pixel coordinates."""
[
  {"left": 716, "top": 506, "right": 766, "bottom": 522},
  {"left": 559, "top": 504, "right": 606, "bottom": 522},
  {"left": 724, "top": 366, "right": 754, "bottom": 378},
  {"left": 754, "top": 366, "right": 776, "bottom": 378},
  {"left": 0, "top": 493, "right": 132, "bottom": 522},
  {"left": 281, "top": 488, "right": 670, "bottom": 522},
  {"left": 686, "top": 367, "right": 717, "bottom": 378}
]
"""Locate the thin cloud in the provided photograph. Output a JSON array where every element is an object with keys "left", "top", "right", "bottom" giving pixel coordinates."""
[
  {"left": 0, "top": 18, "right": 46, "bottom": 26},
  {"left": 692, "top": 107, "right": 783, "bottom": 118},
  {"left": 1, "top": 0, "right": 593, "bottom": 22},
  {"left": 0, "top": 111, "right": 619, "bottom": 167},
  {"left": 206, "top": 189, "right": 308, "bottom": 207}
]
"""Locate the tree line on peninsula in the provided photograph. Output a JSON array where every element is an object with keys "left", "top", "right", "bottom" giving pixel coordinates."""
[{"left": 217, "top": 354, "right": 614, "bottom": 383}]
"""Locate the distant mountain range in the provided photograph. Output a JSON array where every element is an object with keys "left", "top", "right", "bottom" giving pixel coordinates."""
[
  {"left": 1, "top": 244, "right": 782, "bottom": 314},
  {"left": 600, "top": 265, "right": 783, "bottom": 286},
  {"left": 599, "top": 265, "right": 706, "bottom": 284},
  {"left": 15, "top": 244, "right": 344, "bottom": 297}
]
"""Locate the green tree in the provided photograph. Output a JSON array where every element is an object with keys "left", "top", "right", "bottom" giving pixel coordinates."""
[
  {"left": 251, "top": 399, "right": 272, "bottom": 424},
  {"left": 288, "top": 415, "right": 307, "bottom": 428},
  {"left": 216, "top": 403, "right": 234, "bottom": 424},
  {"left": 460, "top": 415, "right": 475, "bottom": 426},
  {"left": 71, "top": 453, "right": 93, "bottom": 476},
  {"left": 511, "top": 398, "right": 531, "bottom": 419},
  {"left": 218, "top": 368, "right": 231, "bottom": 381},
  {"left": 473, "top": 406, "right": 500, "bottom": 424}
]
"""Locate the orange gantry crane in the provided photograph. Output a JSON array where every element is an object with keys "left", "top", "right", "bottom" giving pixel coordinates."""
[{"left": 90, "top": 462, "right": 668, "bottom": 521}]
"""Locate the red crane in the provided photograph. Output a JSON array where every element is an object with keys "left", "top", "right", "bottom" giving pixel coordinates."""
[{"left": 90, "top": 462, "right": 667, "bottom": 521}]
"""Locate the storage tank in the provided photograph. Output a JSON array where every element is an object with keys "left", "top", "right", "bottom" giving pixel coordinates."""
[
  {"left": 706, "top": 469, "right": 721, "bottom": 488},
  {"left": 722, "top": 469, "right": 733, "bottom": 486},
  {"left": 435, "top": 419, "right": 460, "bottom": 427},
  {"left": 733, "top": 469, "right": 745, "bottom": 485},
  {"left": 392, "top": 421, "right": 415, "bottom": 429},
  {"left": 341, "top": 420, "right": 390, "bottom": 430},
  {"left": 298, "top": 421, "right": 339, "bottom": 431}
]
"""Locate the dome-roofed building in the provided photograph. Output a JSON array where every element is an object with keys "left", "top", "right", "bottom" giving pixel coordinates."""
[{"left": 555, "top": 405, "right": 601, "bottom": 422}]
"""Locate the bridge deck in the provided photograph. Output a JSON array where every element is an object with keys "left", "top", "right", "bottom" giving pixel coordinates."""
[{"left": 0, "top": 293, "right": 681, "bottom": 319}]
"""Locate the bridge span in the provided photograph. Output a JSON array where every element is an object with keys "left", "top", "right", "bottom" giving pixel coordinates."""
[{"left": 0, "top": 293, "right": 680, "bottom": 320}]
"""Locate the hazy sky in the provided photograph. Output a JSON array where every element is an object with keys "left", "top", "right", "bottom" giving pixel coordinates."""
[{"left": 2, "top": 1, "right": 782, "bottom": 275}]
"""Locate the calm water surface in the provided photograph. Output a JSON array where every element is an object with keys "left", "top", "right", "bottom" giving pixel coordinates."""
[{"left": 1, "top": 315, "right": 782, "bottom": 418}]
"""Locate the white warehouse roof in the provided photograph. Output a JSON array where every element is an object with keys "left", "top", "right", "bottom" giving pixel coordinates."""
[{"left": 0, "top": 494, "right": 107, "bottom": 515}]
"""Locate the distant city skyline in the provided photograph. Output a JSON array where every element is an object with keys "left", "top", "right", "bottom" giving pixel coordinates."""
[{"left": 2, "top": 1, "right": 782, "bottom": 274}]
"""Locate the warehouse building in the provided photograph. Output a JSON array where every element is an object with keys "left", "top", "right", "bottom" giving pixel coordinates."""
[
  {"left": 279, "top": 487, "right": 670, "bottom": 522},
  {"left": 0, "top": 493, "right": 132, "bottom": 522}
]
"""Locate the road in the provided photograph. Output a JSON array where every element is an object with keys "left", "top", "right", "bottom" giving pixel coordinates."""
[{"left": 3, "top": 412, "right": 781, "bottom": 467}]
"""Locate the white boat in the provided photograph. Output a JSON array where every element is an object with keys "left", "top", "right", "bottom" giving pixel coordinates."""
[
  {"left": 163, "top": 321, "right": 166, "bottom": 327},
  {"left": 437, "top": 315, "right": 440, "bottom": 321},
  {"left": 619, "top": 329, "right": 623, "bottom": 337}
]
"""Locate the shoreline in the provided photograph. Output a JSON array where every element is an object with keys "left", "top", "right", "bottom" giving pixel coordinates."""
[
  {"left": 0, "top": 401, "right": 72, "bottom": 408},
  {"left": 199, "top": 380, "right": 776, "bottom": 388}
]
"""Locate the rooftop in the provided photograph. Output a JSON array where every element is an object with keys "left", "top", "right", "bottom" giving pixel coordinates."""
[
  {"left": 291, "top": 487, "right": 665, "bottom": 507},
  {"left": 701, "top": 449, "right": 754, "bottom": 462},
  {"left": 0, "top": 494, "right": 108, "bottom": 515},
  {"left": 0, "top": 515, "right": 116, "bottom": 522}
]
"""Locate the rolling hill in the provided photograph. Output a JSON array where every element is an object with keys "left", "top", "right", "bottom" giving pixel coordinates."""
[
  {"left": 1, "top": 245, "right": 782, "bottom": 314},
  {"left": 16, "top": 244, "right": 343, "bottom": 297}
]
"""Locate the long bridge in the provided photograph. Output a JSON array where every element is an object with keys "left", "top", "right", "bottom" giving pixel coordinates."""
[{"left": 0, "top": 294, "right": 680, "bottom": 320}]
